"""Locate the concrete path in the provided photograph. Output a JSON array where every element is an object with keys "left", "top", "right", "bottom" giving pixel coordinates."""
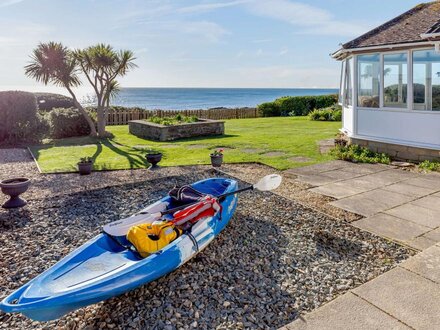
[
  {"left": 283, "top": 161, "right": 440, "bottom": 330},
  {"left": 283, "top": 243, "right": 440, "bottom": 330},
  {"left": 285, "top": 160, "right": 440, "bottom": 250}
]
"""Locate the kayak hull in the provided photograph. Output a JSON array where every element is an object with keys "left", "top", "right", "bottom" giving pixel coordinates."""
[{"left": 0, "top": 177, "right": 238, "bottom": 321}]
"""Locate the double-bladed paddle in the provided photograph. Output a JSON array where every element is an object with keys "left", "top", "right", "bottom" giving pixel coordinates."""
[{"left": 103, "top": 174, "right": 282, "bottom": 237}]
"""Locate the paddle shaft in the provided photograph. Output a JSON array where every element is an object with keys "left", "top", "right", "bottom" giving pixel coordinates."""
[{"left": 159, "top": 185, "right": 253, "bottom": 216}]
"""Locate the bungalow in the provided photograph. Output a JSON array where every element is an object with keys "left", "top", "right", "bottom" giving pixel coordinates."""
[{"left": 332, "top": 1, "right": 440, "bottom": 161}]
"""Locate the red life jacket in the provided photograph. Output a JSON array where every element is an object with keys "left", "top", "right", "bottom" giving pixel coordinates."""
[{"left": 171, "top": 196, "right": 222, "bottom": 226}]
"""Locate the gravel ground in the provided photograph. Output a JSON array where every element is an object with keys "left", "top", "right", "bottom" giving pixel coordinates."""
[{"left": 0, "top": 170, "right": 413, "bottom": 330}]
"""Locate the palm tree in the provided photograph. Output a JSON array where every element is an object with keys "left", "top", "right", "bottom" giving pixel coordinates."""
[
  {"left": 75, "top": 44, "right": 137, "bottom": 136},
  {"left": 25, "top": 42, "right": 97, "bottom": 136}
]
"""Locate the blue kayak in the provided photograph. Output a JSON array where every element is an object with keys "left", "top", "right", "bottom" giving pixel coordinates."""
[{"left": 0, "top": 177, "right": 238, "bottom": 321}]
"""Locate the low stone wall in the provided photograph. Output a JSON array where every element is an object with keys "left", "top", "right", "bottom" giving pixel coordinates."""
[
  {"left": 350, "top": 138, "right": 440, "bottom": 162},
  {"left": 129, "top": 119, "right": 225, "bottom": 141}
]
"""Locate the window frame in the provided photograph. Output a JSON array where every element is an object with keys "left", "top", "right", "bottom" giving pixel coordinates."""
[
  {"left": 356, "top": 53, "right": 381, "bottom": 109},
  {"left": 381, "top": 50, "right": 410, "bottom": 111}
]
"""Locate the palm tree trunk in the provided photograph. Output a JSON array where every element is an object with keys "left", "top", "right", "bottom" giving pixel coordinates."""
[{"left": 66, "top": 87, "right": 97, "bottom": 136}]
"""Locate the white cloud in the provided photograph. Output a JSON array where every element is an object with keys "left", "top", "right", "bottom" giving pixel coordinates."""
[
  {"left": 279, "top": 48, "right": 288, "bottom": 56},
  {"left": 178, "top": 20, "right": 230, "bottom": 42},
  {"left": 178, "top": 0, "right": 250, "bottom": 14},
  {"left": 246, "top": 0, "right": 372, "bottom": 37}
]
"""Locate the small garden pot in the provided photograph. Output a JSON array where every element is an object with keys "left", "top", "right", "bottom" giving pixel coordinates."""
[
  {"left": 146, "top": 153, "right": 162, "bottom": 170},
  {"left": 0, "top": 177, "right": 31, "bottom": 208},
  {"left": 78, "top": 161, "right": 93, "bottom": 175},
  {"left": 210, "top": 154, "right": 223, "bottom": 167}
]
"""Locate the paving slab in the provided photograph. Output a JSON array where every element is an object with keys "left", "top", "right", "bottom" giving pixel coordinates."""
[
  {"left": 404, "top": 177, "right": 440, "bottom": 190},
  {"left": 352, "top": 213, "right": 430, "bottom": 241},
  {"left": 385, "top": 203, "right": 440, "bottom": 229},
  {"left": 382, "top": 182, "right": 436, "bottom": 198},
  {"left": 294, "top": 174, "right": 339, "bottom": 186},
  {"left": 401, "top": 245, "right": 440, "bottom": 284},
  {"left": 339, "top": 163, "right": 389, "bottom": 175},
  {"left": 360, "top": 169, "right": 419, "bottom": 186},
  {"left": 310, "top": 182, "right": 368, "bottom": 199},
  {"left": 353, "top": 267, "right": 440, "bottom": 330},
  {"left": 286, "top": 292, "right": 409, "bottom": 330},
  {"left": 315, "top": 168, "right": 366, "bottom": 181},
  {"left": 357, "top": 189, "right": 416, "bottom": 209},
  {"left": 407, "top": 236, "right": 437, "bottom": 250},
  {"left": 411, "top": 195, "right": 440, "bottom": 212},
  {"left": 424, "top": 228, "right": 440, "bottom": 242},
  {"left": 284, "top": 160, "right": 349, "bottom": 176},
  {"left": 330, "top": 195, "right": 390, "bottom": 217}
]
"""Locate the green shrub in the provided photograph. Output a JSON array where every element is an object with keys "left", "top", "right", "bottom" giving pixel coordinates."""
[
  {"left": 330, "top": 144, "right": 390, "bottom": 164},
  {"left": 257, "top": 102, "right": 280, "bottom": 117},
  {"left": 257, "top": 94, "right": 337, "bottom": 117},
  {"left": 148, "top": 115, "right": 198, "bottom": 126},
  {"left": 47, "top": 108, "right": 95, "bottom": 139},
  {"left": 34, "top": 92, "right": 74, "bottom": 111},
  {"left": 309, "top": 104, "right": 342, "bottom": 121},
  {"left": 419, "top": 160, "right": 440, "bottom": 172},
  {"left": 0, "top": 90, "right": 47, "bottom": 144}
]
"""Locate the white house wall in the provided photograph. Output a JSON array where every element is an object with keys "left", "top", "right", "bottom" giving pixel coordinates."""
[
  {"left": 342, "top": 106, "right": 354, "bottom": 134},
  {"left": 356, "top": 109, "right": 440, "bottom": 149}
]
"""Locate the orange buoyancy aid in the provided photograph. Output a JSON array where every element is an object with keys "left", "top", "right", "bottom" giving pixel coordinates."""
[
  {"left": 126, "top": 221, "right": 182, "bottom": 258},
  {"left": 171, "top": 196, "right": 222, "bottom": 226}
]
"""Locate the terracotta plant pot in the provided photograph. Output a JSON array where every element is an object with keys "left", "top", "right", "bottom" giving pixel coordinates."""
[
  {"left": 210, "top": 154, "right": 223, "bottom": 167},
  {"left": 78, "top": 162, "right": 93, "bottom": 175},
  {"left": 146, "top": 153, "right": 162, "bottom": 170},
  {"left": 0, "top": 177, "right": 31, "bottom": 208}
]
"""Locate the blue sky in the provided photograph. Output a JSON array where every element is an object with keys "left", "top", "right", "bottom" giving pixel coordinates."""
[{"left": 0, "top": 0, "right": 422, "bottom": 90}]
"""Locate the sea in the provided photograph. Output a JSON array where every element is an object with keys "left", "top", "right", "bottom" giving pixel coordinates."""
[
  {"left": 107, "top": 88, "right": 338, "bottom": 110},
  {"left": 1, "top": 86, "right": 338, "bottom": 110}
]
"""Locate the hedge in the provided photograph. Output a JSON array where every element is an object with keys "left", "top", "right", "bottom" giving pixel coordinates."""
[
  {"left": 309, "top": 105, "right": 342, "bottom": 122},
  {"left": 0, "top": 91, "right": 47, "bottom": 144},
  {"left": 258, "top": 94, "right": 338, "bottom": 117},
  {"left": 34, "top": 92, "right": 75, "bottom": 111},
  {"left": 47, "top": 108, "right": 96, "bottom": 139}
]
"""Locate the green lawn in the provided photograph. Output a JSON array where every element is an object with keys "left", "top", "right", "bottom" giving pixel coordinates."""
[{"left": 29, "top": 117, "right": 340, "bottom": 173}]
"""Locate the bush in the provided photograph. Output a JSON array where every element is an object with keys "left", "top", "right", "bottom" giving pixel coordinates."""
[
  {"left": 309, "top": 105, "right": 342, "bottom": 121},
  {"left": 257, "top": 102, "right": 280, "bottom": 117},
  {"left": 419, "top": 160, "right": 440, "bottom": 172},
  {"left": 34, "top": 93, "right": 75, "bottom": 111},
  {"left": 330, "top": 144, "right": 390, "bottom": 164},
  {"left": 257, "top": 94, "right": 337, "bottom": 117},
  {"left": 0, "top": 91, "right": 47, "bottom": 144},
  {"left": 47, "top": 108, "right": 95, "bottom": 139}
]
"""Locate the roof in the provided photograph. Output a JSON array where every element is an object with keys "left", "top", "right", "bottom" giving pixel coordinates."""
[{"left": 340, "top": 1, "right": 440, "bottom": 51}]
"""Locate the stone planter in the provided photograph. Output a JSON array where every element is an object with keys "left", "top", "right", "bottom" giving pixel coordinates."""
[
  {"left": 0, "top": 177, "right": 31, "bottom": 208},
  {"left": 210, "top": 154, "right": 223, "bottom": 167},
  {"left": 146, "top": 153, "right": 162, "bottom": 170},
  {"left": 78, "top": 162, "right": 93, "bottom": 175},
  {"left": 129, "top": 119, "right": 225, "bottom": 141}
]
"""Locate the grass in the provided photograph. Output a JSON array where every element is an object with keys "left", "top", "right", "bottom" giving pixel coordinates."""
[{"left": 29, "top": 117, "right": 340, "bottom": 173}]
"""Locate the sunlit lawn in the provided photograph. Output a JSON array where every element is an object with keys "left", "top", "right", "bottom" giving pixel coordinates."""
[{"left": 29, "top": 117, "right": 340, "bottom": 173}]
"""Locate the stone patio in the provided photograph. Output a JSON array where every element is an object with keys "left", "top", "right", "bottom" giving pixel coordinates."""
[
  {"left": 285, "top": 160, "right": 440, "bottom": 250},
  {"left": 283, "top": 160, "right": 440, "bottom": 330}
]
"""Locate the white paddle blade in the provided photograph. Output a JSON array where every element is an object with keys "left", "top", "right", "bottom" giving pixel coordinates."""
[
  {"left": 103, "top": 212, "right": 161, "bottom": 237},
  {"left": 254, "top": 174, "right": 282, "bottom": 191}
]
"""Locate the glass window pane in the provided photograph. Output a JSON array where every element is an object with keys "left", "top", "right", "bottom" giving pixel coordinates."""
[
  {"left": 344, "top": 58, "right": 353, "bottom": 106},
  {"left": 358, "top": 54, "right": 380, "bottom": 108},
  {"left": 413, "top": 49, "right": 440, "bottom": 111},
  {"left": 383, "top": 53, "right": 407, "bottom": 108},
  {"left": 338, "top": 60, "right": 345, "bottom": 105}
]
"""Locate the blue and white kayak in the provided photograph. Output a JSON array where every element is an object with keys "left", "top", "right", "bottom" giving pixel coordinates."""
[{"left": 0, "top": 177, "right": 238, "bottom": 321}]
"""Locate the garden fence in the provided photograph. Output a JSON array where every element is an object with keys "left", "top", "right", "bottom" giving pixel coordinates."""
[{"left": 106, "top": 108, "right": 259, "bottom": 125}]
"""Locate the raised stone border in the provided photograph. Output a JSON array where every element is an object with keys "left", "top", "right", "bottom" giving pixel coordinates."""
[
  {"left": 129, "top": 119, "right": 224, "bottom": 141},
  {"left": 350, "top": 137, "right": 440, "bottom": 162}
]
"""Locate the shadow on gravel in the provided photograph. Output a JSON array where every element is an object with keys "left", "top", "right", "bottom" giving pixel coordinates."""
[{"left": 0, "top": 171, "right": 414, "bottom": 330}]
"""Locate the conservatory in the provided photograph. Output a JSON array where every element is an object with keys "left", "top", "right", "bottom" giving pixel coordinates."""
[{"left": 332, "top": 2, "right": 440, "bottom": 161}]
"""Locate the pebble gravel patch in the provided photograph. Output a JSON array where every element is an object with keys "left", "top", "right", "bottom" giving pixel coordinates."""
[{"left": 0, "top": 171, "right": 413, "bottom": 329}]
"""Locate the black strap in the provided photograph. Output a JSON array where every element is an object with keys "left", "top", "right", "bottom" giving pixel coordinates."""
[{"left": 186, "top": 231, "right": 199, "bottom": 252}]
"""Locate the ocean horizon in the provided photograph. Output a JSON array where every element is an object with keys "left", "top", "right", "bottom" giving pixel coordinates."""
[
  {"left": 1, "top": 86, "right": 339, "bottom": 110},
  {"left": 109, "top": 87, "right": 339, "bottom": 110}
]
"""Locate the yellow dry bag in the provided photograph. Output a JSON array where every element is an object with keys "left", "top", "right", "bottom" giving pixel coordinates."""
[{"left": 126, "top": 221, "right": 182, "bottom": 258}]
